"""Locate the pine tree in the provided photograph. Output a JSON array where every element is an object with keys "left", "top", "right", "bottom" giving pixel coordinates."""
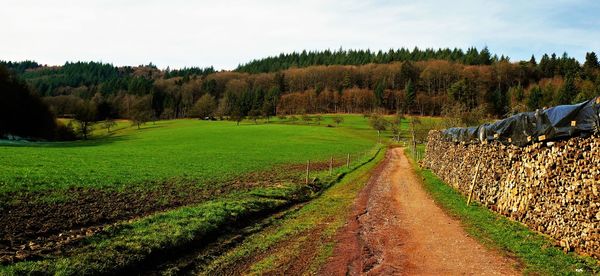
[
  {"left": 490, "top": 87, "right": 508, "bottom": 116},
  {"left": 479, "top": 46, "right": 492, "bottom": 65},
  {"left": 529, "top": 55, "right": 537, "bottom": 66},
  {"left": 539, "top": 54, "right": 551, "bottom": 77},
  {"left": 527, "top": 86, "right": 543, "bottom": 110},
  {"left": 583, "top": 52, "right": 599, "bottom": 79},
  {"left": 405, "top": 80, "right": 415, "bottom": 113},
  {"left": 374, "top": 80, "right": 384, "bottom": 107},
  {"left": 342, "top": 72, "right": 352, "bottom": 89},
  {"left": 584, "top": 52, "right": 600, "bottom": 69},
  {"left": 557, "top": 76, "right": 577, "bottom": 105}
]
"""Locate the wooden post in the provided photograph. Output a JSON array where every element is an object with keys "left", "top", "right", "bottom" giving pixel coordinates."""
[
  {"left": 466, "top": 160, "right": 481, "bottom": 206},
  {"left": 306, "top": 160, "right": 310, "bottom": 184},
  {"left": 346, "top": 153, "right": 350, "bottom": 168},
  {"left": 411, "top": 118, "right": 417, "bottom": 159},
  {"left": 330, "top": 156, "right": 334, "bottom": 175}
]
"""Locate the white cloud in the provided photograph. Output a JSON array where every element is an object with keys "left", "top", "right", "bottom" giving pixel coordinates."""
[{"left": 1, "top": 0, "right": 598, "bottom": 70}]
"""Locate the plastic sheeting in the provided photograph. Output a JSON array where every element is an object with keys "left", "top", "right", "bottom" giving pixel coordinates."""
[{"left": 442, "top": 97, "right": 600, "bottom": 146}]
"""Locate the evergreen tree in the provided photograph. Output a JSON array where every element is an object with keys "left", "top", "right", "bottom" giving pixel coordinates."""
[
  {"left": 342, "top": 72, "right": 352, "bottom": 89},
  {"left": 479, "top": 46, "right": 492, "bottom": 65},
  {"left": 550, "top": 53, "right": 558, "bottom": 75},
  {"left": 539, "top": 54, "right": 551, "bottom": 77},
  {"left": 405, "top": 80, "right": 416, "bottom": 113},
  {"left": 529, "top": 55, "right": 537, "bottom": 66},
  {"left": 274, "top": 72, "right": 287, "bottom": 93},
  {"left": 490, "top": 87, "right": 508, "bottom": 116},
  {"left": 584, "top": 52, "right": 599, "bottom": 79},
  {"left": 527, "top": 86, "right": 543, "bottom": 110},
  {"left": 584, "top": 52, "right": 600, "bottom": 69},
  {"left": 374, "top": 81, "right": 384, "bottom": 107},
  {"left": 557, "top": 76, "right": 577, "bottom": 105},
  {"left": 399, "top": 61, "right": 419, "bottom": 87}
]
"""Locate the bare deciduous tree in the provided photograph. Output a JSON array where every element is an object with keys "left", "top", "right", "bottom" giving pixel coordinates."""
[
  {"left": 332, "top": 116, "right": 344, "bottom": 126},
  {"left": 369, "top": 113, "right": 389, "bottom": 142},
  {"left": 73, "top": 102, "right": 97, "bottom": 139},
  {"left": 102, "top": 119, "right": 117, "bottom": 133},
  {"left": 130, "top": 96, "right": 153, "bottom": 129}
]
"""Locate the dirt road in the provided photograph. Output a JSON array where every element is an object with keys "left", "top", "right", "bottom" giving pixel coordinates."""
[{"left": 321, "top": 148, "right": 519, "bottom": 275}]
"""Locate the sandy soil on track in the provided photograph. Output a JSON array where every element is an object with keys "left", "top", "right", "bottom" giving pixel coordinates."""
[{"left": 321, "top": 148, "right": 519, "bottom": 275}]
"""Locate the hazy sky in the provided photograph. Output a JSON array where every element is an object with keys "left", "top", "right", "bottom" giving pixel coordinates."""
[{"left": 1, "top": 0, "right": 599, "bottom": 70}]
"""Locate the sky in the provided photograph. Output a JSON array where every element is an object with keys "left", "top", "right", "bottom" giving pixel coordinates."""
[{"left": 1, "top": 0, "right": 599, "bottom": 70}]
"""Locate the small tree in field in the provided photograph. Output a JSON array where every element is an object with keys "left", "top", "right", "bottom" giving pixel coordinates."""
[
  {"left": 261, "top": 101, "right": 274, "bottom": 122},
  {"left": 369, "top": 114, "right": 389, "bottom": 142},
  {"left": 302, "top": 114, "right": 312, "bottom": 124},
  {"left": 102, "top": 119, "right": 117, "bottom": 133},
  {"left": 315, "top": 115, "right": 323, "bottom": 125},
  {"left": 73, "top": 101, "right": 97, "bottom": 139},
  {"left": 130, "top": 96, "right": 153, "bottom": 129},
  {"left": 248, "top": 109, "right": 261, "bottom": 124},
  {"left": 229, "top": 108, "right": 245, "bottom": 126},
  {"left": 391, "top": 113, "right": 404, "bottom": 141},
  {"left": 332, "top": 116, "right": 344, "bottom": 126}
]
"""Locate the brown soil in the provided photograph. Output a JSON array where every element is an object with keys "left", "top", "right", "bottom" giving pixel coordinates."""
[
  {"left": 0, "top": 165, "right": 306, "bottom": 264},
  {"left": 0, "top": 183, "right": 226, "bottom": 264},
  {"left": 321, "top": 148, "right": 520, "bottom": 275}
]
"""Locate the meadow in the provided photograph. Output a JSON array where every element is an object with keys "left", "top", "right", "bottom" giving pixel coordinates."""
[
  {"left": 0, "top": 116, "right": 377, "bottom": 195},
  {"left": 0, "top": 114, "right": 386, "bottom": 272}
]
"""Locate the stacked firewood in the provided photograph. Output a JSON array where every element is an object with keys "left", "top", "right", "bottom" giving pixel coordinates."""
[{"left": 423, "top": 130, "right": 599, "bottom": 259}]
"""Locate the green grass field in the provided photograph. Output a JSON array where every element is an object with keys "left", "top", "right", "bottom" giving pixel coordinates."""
[
  {"left": 0, "top": 116, "right": 378, "bottom": 195},
  {"left": 1, "top": 114, "right": 387, "bottom": 274}
]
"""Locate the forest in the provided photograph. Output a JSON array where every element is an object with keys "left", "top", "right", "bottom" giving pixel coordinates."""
[{"left": 1, "top": 47, "right": 599, "bottom": 140}]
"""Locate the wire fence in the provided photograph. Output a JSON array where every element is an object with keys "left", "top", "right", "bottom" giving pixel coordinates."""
[
  {"left": 300, "top": 127, "right": 430, "bottom": 184},
  {"left": 300, "top": 144, "right": 382, "bottom": 183}
]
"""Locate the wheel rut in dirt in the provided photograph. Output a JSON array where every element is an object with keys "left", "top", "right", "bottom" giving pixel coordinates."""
[{"left": 321, "top": 148, "right": 519, "bottom": 275}]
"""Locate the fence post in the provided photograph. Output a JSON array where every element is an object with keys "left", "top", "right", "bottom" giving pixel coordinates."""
[
  {"left": 329, "top": 156, "right": 333, "bottom": 176},
  {"left": 306, "top": 160, "right": 310, "bottom": 185},
  {"left": 346, "top": 153, "right": 350, "bottom": 168},
  {"left": 467, "top": 160, "right": 481, "bottom": 206}
]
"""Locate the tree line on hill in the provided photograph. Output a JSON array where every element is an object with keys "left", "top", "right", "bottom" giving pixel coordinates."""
[
  {"left": 236, "top": 47, "right": 499, "bottom": 73},
  {"left": 1, "top": 48, "right": 599, "bottom": 140}
]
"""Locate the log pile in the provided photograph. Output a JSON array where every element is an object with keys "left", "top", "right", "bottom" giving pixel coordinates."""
[{"left": 423, "top": 130, "right": 599, "bottom": 259}]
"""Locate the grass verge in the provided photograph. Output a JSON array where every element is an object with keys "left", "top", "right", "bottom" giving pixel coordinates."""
[
  {"left": 406, "top": 149, "right": 600, "bottom": 275},
  {"left": 199, "top": 146, "right": 386, "bottom": 275}
]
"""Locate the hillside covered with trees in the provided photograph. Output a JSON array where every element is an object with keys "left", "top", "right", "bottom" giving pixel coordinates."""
[
  {"left": 235, "top": 47, "right": 499, "bottom": 73},
  {"left": 1, "top": 47, "right": 600, "bottom": 139}
]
